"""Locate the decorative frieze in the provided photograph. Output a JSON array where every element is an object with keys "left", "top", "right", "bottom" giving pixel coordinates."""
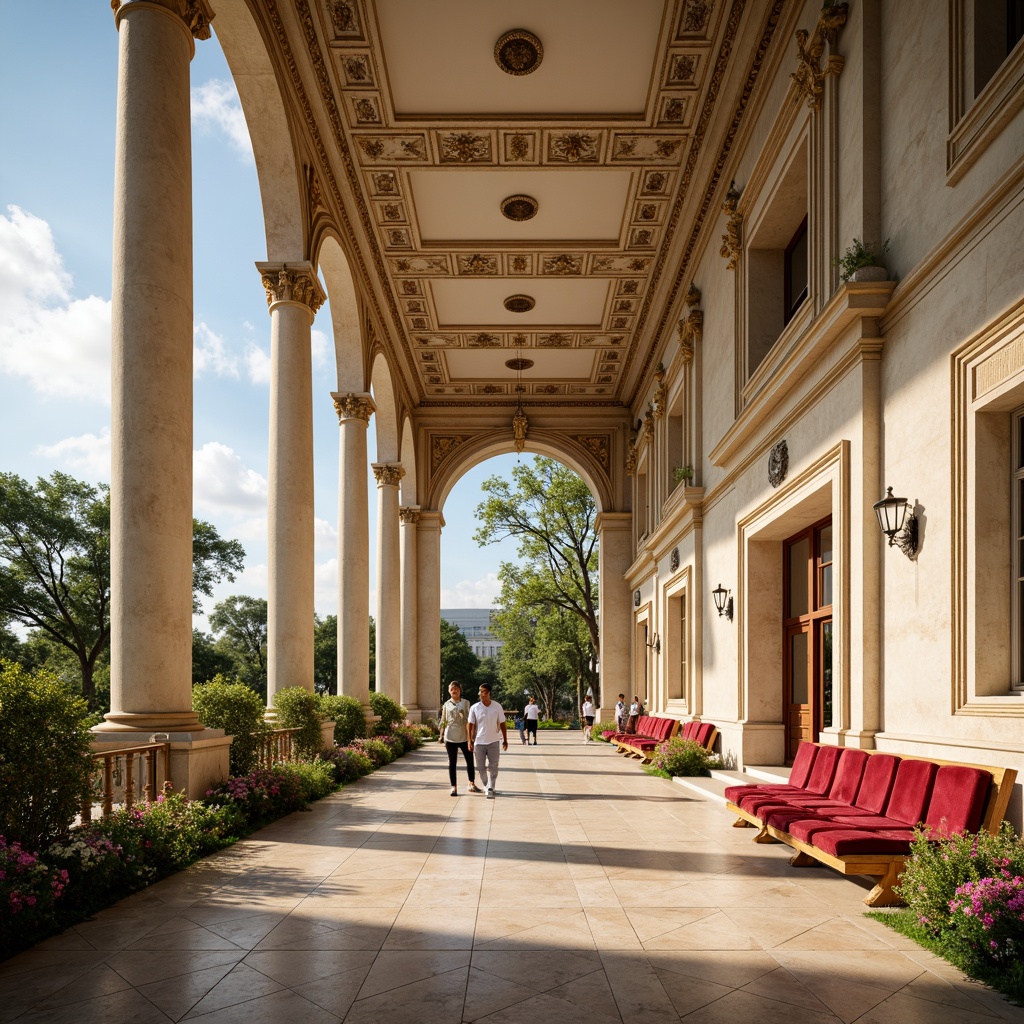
[
  {"left": 719, "top": 181, "right": 742, "bottom": 270},
  {"left": 332, "top": 392, "right": 374, "bottom": 424},
  {"left": 258, "top": 263, "right": 326, "bottom": 314},
  {"left": 678, "top": 283, "right": 703, "bottom": 364},
  {"left": 791, "top": 3, "right": 849, "bottom": 111},
  {"left": 372, "top": 463, "right": 405, "bottom": 487}
]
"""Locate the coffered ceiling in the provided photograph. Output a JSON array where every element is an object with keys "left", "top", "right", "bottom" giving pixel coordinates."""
[{"left": 251, "top": 0, "right": 766, "bottom": 408}]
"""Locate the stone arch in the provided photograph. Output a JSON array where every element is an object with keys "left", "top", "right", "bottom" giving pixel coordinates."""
[
  {"left": 211, "top": 1, "right": 305, "bottom": 260},
  {"left": 370, "top": 352, "right": 400, "bottom": 463},
  {"left": 317, "top": 234, "right": 364, "bottom": 392},
  {"left": 399, "top": 417, "right": 417, "bottom": 505},
  {"left": 428, "top": 431, "right": 614, "bottom": 513}
]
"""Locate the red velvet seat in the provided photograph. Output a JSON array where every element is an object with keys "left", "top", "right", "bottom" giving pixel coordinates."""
[
  {"left": 922, "top": 764, "right": 991, "bottom": 837},
  {"left": 765, "top": 749, "right": 868, "bottom": 831},
  {"left": 811, "top": 828, "right": 917, "bottom": 857},
  {"left": 723, "top": 741, "right": 819, "bottom": 804},
  {"left": 693, "top": 722, "right": 715, "bottom": 748},
  {"left": 831, "top": 757, "right": 938, "bottom": 830}
]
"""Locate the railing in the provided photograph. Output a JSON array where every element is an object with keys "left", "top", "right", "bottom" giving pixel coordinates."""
[
  {"left": 257, "top": 727, "right": 302, "bottom": 769},
  {"left": 82, "top": 741, "right": 172, "bottom": 823}
]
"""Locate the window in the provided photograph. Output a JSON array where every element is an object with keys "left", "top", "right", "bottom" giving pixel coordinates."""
[
  {"left": 784, "top": 217, "right": 809, "bottom": 326},
  {"left": 974, "top": 0, "right": 1024, "bottom": 93}
]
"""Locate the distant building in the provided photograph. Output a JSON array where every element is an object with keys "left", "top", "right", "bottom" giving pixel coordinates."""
[{"left": 441, "top": 609, "right": 503, "bottom": 660}]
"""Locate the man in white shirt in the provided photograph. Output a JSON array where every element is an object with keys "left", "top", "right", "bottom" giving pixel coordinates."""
[
  {"left": 468, "top": 684, "right": 508, "bottom": 798},
  {"left": 522, "top": 695, "right": 541, "bottom": 745},
  {"left": 581, "top": 696, "right": 596, "bottom": 742}
]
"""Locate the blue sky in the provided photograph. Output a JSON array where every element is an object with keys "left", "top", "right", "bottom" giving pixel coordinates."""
[{"left": 0, "top": 2, "right": 520, "bottom": 628}]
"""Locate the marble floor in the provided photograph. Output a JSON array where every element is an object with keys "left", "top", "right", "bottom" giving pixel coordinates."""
[{"left": 2, "top": 732, "right": 1022, "bottom": 1023}]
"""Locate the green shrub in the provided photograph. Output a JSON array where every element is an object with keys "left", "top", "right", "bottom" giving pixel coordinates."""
[
  {"left": 369, "top": 691, "right": 406, "bottom": 734},
  {"left": 323, "top": 745, "right": 375, "bottom": 783},
  {"left": 351, "top": 736, "right": 394, "bottom": 767},
  {"left": 390, "top": 724, "right": 424, "bottom": 752},
  {"left": 289, "top": 758, "right": 338, "bottom": 801},
  {"left": 0, "top": 837, "right": 69, "bottom": 958},
  {"left": 0, "top": 661, "right": 94, "bottom": 849},
  {"left": 272, "top": 686, "right": 325, "bottom": 759},
  {"left": 192, "top": 676, "right": 270, "bottom": 776},
  {"left": 591, "top": 718, "right": 618, "bottom": 742},
  {"left": 318, "top": 693, "right": 366, "bottom": 745},
  {"left": 644, "top": 736, "right": 723, "bottom": 778},
  {"left": 538, "top": 719, "right": 569, "bottom": 730}
]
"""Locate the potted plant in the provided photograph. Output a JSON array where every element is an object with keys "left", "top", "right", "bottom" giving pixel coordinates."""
[
  {"left": 673, "top": 465, "right": 694, "bottom": 485},
  {"left": 834, "top": 237, "right": 890, "bottom": 282}
]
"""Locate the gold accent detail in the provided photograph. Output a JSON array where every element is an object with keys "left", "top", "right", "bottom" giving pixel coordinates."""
[
  {"left": 719, "top": 181, "right": 742, "bottom": 270},
  {"left": 504, "top": 295, "right": 535, "bottom": 313},
  {"left": 332, "top": 393, "right": 374, "bottom": 424},
  {"left": 399, "top": 506, "right": 422, "bottom": 526},
  {"left": 653, "top": 365, "right": 666, "bottom": 419},
  {"left": 432, "top": 435, "right": 467, "bottom": 469},
  {"left": 574, "top": 435, "right": 610, "bottom": 471},
  {"left": 258, "top": 263, "right": 326, "bottom": 313},
  {"left": 327, "top": 0, "right": 359, "bottom": 34},
  {"left": 549, "top": 132, "right": 598, "bottom": 163},
  {"left": 500, "top": 194, "right": 539, "bottom": 221},
  {"left": 494, "top": 29, "right": 543, "bottom": 76},
  {"left": 512, "top": 406, "right": 529, "bottom": 453},
  {"left": 791, "top": 3, "right": 849, "bottom": 111},
  {"left": 542, "top": 254, "right": 583, "bottom": 276},
  {"left": 458, "top": 254, "right": 499, "bottom": 275},
  {"left": 372, "top": 463, "right": 405, "bottom": 487},
  {"left": 440, "top": 132, "right": 491, "bottom": 163},
  {"left": 678, "top": 284, "right": 703, "bottom": 365},
  {"left": 625, "top": 438, "right": 638, "bottom": 476}
]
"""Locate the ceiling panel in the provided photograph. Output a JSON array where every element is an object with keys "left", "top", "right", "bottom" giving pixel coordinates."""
[
  {"left": 445, "top": 348, "right": 595, "bottom": 380},
  {"left": 431, "top": 278, "right": 611, "bottom": 326}
]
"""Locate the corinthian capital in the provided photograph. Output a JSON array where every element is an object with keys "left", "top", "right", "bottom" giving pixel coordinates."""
[
  {"left": 399, "top": 506, "right": 422, "bottom": 526},
  {"left": 332, "top": 392, "right": 374, "bottom": 423},
  {"left": 372, "top": 463, "right": 405, "bottom": 487},
  {"left": 112, "top": 0, "right": 215, "bottom": 40},
  {"left": 256, "top": 262, "right": 326, "bottom": 314}
]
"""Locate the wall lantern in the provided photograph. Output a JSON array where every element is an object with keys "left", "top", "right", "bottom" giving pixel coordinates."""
[
  {"left": 712, "top": 583, "right": 733, "bottom": 620},
  {"left": 645, "top": 632, "right": 661, "bottom": 654},
  {"left": 872, "top": 486, "right": 918, "bottom": 558}
]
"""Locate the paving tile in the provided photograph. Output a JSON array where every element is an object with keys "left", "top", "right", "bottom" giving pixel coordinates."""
[
  {"left": 343, "top": 965, "right": 470, "bottom": 1024},
  {"left": 14, "top": 987, "right": 172, "bottom": 1024}
]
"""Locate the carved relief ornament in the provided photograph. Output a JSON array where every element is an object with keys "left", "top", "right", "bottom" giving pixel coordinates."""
[
  {"left": 678, "top": 283, "right": 703, "bottom": 365},
  {"left": 258, "top": 263, "right": 326, "bottom": 314},
  {"left": 719, "top": 181, "right": 742, "bottom": 270},
  {"left": 112, "top": 0, "right": 214, "bottom": 40},
  {"left": 332, "top": 393, "right": 374, "bottom": 424},
  {"left": 573, "top": 435, "right": 610, "bottom": 471},
  {"left": 399, "top": 506, "right": 422, "bottom": 526},
  {"left": 372, "top": 463, "right": 405, "bottom": 487},
  {"left": 652, "top": 365, "right": 667, "bottom": 419},
  {"left": 791, "top": 3, "right": 849, "bottom": 111},
  {"left": 431, "top": 435, "right": 467, "bottom": 469}
]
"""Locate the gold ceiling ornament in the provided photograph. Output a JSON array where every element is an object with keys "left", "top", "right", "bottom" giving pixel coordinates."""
[
  {"left": 500, "top": 194, "right": 539, "bottom": 221},
  {"left": 504, "top": 295, "right": 536, "bottom": 313},
  {"left": 494, "top": 29, "right": 543, "bottom": 76},
  {"left": 791, "top": 3, "right": 849, "bottom": 110},
  {"left": 510, "top": 346, "right": 530, "bottom": 455},
  {"left": 505, "top": 357, "right": 535, "bottom": 371},
  {"left": 678, "top": 283, "right": 704, "bottom": 365},
  {"left": 718, "top": 181, "right": 742, "bottom": 271}
]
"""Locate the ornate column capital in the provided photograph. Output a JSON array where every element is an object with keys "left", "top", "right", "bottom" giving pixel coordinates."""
[
  {"left": 791, "top": 3, "right": 849, "bottom": 110},
  {"left": 112, "top": 0, "right": 215, "bottom": 40},
  {"left": 256, "top": 261, "right": 326, "bottom": 315},
  {"left": 332, "top": 392, "right": 375, "bottom": 424},
  {"left": 719, "top": 181, "right": 742, "bottom": 271},
  {"left": 399, "top": 506, "right": 422, "bottom": 526},
  {"left": 372, "top": 463, "right": 405, "bottom": 487}
]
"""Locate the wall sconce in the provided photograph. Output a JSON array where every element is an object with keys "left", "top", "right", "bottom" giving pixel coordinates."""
[
  {"left": 873, "top": 486, "right": 918, "bottom": 558},
  {"left": 712, "top": 583, "right": 733, "bottom": 620},
  {"left": 646, "top": 632, "right": 661, "bottom": 654}
]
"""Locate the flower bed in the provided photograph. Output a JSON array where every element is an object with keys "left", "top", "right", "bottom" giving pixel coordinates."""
[
  {"left": 869, "top": 821, "right": 1024, "bottom": 1004},
  {"left": 0, "top": 728, "right": 428, "bottom": 962}
]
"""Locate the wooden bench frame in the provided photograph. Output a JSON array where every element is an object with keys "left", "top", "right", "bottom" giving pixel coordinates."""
[{"left": 726, "top": 745, "right": 1017, "bottom": 907}]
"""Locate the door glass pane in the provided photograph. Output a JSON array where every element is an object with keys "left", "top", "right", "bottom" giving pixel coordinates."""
[
  {"left": 788, "top": 537, "right": 810, "bottom": 616},
  {"left": 790, "top": 631, "right": 808, "bottom": 704},
  {"left": 821, "top": 621, "right": 833, "bottom": 729}
]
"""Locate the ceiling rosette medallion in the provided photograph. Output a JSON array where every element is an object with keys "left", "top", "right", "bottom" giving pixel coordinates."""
[
  {"left": 494, "top": 29, "right": 543, "bottom": 76},
  {"left": 504, "top": 295, "right": 536, "bottom": 313},
  {"left": 501, "top": 194, "right": 539, "bottom": 221}
]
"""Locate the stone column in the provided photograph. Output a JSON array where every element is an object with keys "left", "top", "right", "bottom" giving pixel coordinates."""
[
  {"left": 97, "top": 0, "right": 230, "bottom": 796},
  {"left": 596, "top": 512, "right": 634, "bottom": 710},
  {"left": 399, "top": 506, "right": 421, "bottom": 716},
  {"left": 258, "top": 264, "right": 324, "bottom": 704},
  {"left": 373, "top": 463, "right": 404, "bottom": 703},
  {"left": 416, "top": 511, "right": 444, "bottom": 715},
  {"left": 333, "top": 393, "right": 374, "bottom": 707}
]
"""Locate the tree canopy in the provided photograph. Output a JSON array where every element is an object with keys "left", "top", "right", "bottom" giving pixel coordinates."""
[
  {"left": 0, "top": 471, "right": 245, "bottom": 704},
  {"left": 208, "top": 595, "right": 267, "bottom": 696},
  {"left": 439, "top": 617, "right": 479, "bottom": 704}
]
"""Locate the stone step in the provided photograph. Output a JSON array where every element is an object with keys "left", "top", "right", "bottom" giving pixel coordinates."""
[
  {"left": 743, "top": 764, "right": 791, "bottom": 784},
  {"left": 671, "top": 774, "right": 731, "bottom": 804}
]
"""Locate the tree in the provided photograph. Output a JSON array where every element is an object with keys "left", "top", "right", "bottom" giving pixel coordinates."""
[
  {"left": 191, "top": 628, "right": 235, "bottom": 685},
  {"left": 439, "top": 617, "right": 479, "bottom": 704},
  {"left": 0, "top": 471, "right": 246, "bottom": 705},
  {"left": 208, "top": 595, "right": 267, "bottom": 696},
  {"left": 473, "top": 456, "right": 599, "bottom": 697},
  {"left": 313, "top": 613, "right": 337, "bottom": 694}
]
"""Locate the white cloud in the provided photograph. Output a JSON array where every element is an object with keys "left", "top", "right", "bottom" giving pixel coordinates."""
[
  {"left": 315, "top": 517, "right": 338, "bottom": 552},
  {"left": 35, "top": 427, "right": 112, "bottom": 481},
  {"left": 311, "top": 328, "right": 329, "bottom": 369},
  {"left": 193, "top": 441, "right": 268, "bottom": 517},
  {"left": 0, "top": 205, "right": 111, "bottom": 401},
  {"left": 191, "top": 79, "right": 254, "bottom": 161},
  {"left": 315, "top": 558, "right": 339, "bottom": 617},
  {"left": 194, "top": 322, "right": 239, "bottom": 379},
  {"left": 440, "top": 574, "right": 501, "bottom": 609},
  {"left": 246, "top": 344, "right": 272, "bottom": 385}
]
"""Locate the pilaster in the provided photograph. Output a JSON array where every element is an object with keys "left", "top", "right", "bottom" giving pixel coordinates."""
[
  {"left": 373, "top": 463, "right": 405, "bottom": 704},
  {"left": 399, "top": 505, "right": 421, "bottom": 715}
]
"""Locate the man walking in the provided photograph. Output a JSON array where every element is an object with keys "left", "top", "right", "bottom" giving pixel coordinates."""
[
  {"left": 522, "top": 695, "right": 540, "bottom": 745},
  {"left": 468, "top": 684, "right": 508, "bottom": 798}
]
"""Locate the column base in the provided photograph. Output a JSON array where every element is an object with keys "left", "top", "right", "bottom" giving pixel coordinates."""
[
  {"left": 90, "top": 729, "right": 231, "bottom": 799},
  {"left": 403, "top": 704, "right": 424, "bottom": 724},
  {"left": 94, "top": 711, "right": 206, "bottom": 734}
]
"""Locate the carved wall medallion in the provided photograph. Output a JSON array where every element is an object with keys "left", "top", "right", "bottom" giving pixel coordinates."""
[
  {"left": 504, "top": 294, "right": 535, "bottom": 313},
  {"left": 719, "top": 180, "right": 742, "bottom": 270},
  {"left": 353, "top": 98, "right": 378, "bottom": 123},
  {"left": 431, "top": 435, "right": 468, "bottom": 469},
  {"left": 670, "top": 547, "right": 680, "bottom": 571},
  {"left": 634, "top": 589, "right": 642, "bottom": 608},
  {"left": 768, "top": 440, "right": 789, "bottom": 488},
  {"left": 495, "top": 29, "right": 543, "bottom": 76},
  {"left": 668, "top": 53, "right": 698, "bottom": 84},
  {"left": 500, "top": 194, "right": 539, "bottom": 221}
]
